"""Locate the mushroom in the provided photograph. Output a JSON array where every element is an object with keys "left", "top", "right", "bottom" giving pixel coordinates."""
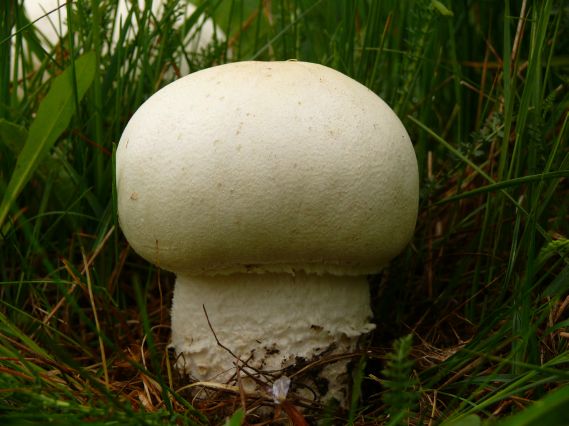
[{"left": 116, "top": 61, "right": 419, "bottom": 401}]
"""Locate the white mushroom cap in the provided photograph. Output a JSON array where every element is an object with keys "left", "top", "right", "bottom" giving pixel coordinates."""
[{"left": 116, "top": 61, "right": 418, "bottom": 277}]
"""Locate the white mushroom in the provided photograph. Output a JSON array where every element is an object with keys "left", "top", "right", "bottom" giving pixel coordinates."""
[{"left": 116, "top": 61, "right": 419, "bottom": 401}]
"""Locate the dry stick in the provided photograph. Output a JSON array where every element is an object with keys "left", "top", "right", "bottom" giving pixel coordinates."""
[
  {"left": 107, "top": 245, "right": 129, "bottom": 295},
  {"left": 202, "top": 307, "right": 276, "bottom": 393},
  {"left": 83, "top": 249, "right": 110, "bottom": 390},
  {"left": 157, "top": 264, "right": 164, "bottom": 326},
  {"left": 427, "top": 389, "right": 438, "bottom": 426},
  {"left": 476, "top": 35, "right": 491, "bottom": 128},
  {"left": 200, "top": 305, "right": 282, "bottom": 410},
  {"left": 510, "top": 0, "right": 528, "bottom": 68},
  {"left": 290, "top": 351, "right": 363, "bottom": 380},
  {"left": 41, "top": 283, "right": 77, "bottom": 326},
  {"left": 139, "top": 372, "right": 162, "bottom": 411},
  {"left": 179, "top": 381, "right": 241, "bottom": 394},
  {"left": 440, "top": 338, "right": 511, "bottom": 389},
  {"left": 42, "top": 226, "right": 115, "bottom": 331},
  {"left": 427, "top": 149, "right": 434, "bottom": 299},
  {"left": 202, "top": 304, "right": 243, "bottom": 363},
  {"left": 200, "top": 305, "right": 325, "bottom": 416},
  {"left": 546, "top": 295, "right": 569, "bottom": 352},
  {"left": 80, "top": 226, "right": 115, "bottom": 274},
  {"left": 281, "top": 401, "right": 310, "bottom": 426},
  {"left": 553, "top": 294, "right": 569, "bottom": 324},
  {"left": 41, "top": 259, "right": 82, "bottom": 326},
  {"left": 140, "top": 325, "right": 172, "bottom": 410},
  {"left": 34, "top": 259, "right": 84, "bottom": 339},
  {"left": 202, "top": 304, "right": 263, "bottom": 383},
  {"left": 237, "top": 372, "right": 248, "bottom": 417},
  {"left": 226, "top": 8, "right": 259, "bottom": 50},
  {"left": 0, "top": 365, "right": 35, "bottom": 382}
]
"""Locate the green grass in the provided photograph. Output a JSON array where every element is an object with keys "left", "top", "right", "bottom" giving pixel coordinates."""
[{"left": 1, "top": 0, "right": 568, "bottom": 424}]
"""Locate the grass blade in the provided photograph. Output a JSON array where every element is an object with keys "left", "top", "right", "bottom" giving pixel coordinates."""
[
  {"left": 0, "top": 118, "right": 28, "bottom": 155},
  {"left": 496, "top": 385, "right": 569, "bottom": 426},
  {"left": 0, "top": 51, "right": 96, "bottom": 230}
]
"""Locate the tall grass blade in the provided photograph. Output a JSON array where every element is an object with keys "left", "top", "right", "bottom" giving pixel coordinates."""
[
  {"left": 224, "top": 408, "right": 245, "bottom": 426},
  {"left": 496, "top": 385, "right": 569, "bottom": 426},
  {"left": 0, "top": 119, "right": 28, "bottom": 155},
  {"left": 0, "top": 51, "right": 96, "bottom": 230}
]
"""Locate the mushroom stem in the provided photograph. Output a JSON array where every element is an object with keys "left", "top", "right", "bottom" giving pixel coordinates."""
[{"left": 170, "top": 272, "right": 375, "bottom": 400}]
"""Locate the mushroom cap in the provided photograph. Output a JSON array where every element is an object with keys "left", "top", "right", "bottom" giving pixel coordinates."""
[{"left": 116, "top": 61, "right": 419, "bottom": 276}]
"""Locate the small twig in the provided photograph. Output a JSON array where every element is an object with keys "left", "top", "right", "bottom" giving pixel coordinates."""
[
  {"left": 177, "top": 381, "right": 246, "bottom": 395},
  {"left": 553, "top": 295, "right": 569, "bottom": 324},
  {"left": 237, "top": 371, "right": 248, "bottom": 416},
  {"left": 38, "top": 258, "right": 82, "bottom": 331},
  {"left": 83, "top": 249, "right": 109, "bottom": 390},
  {"left": 281, "top": 400, "right": 310, "bottom": 426},
  {"left": 427, "top": 390, "right": 438, "bottom": 426},
  {"left": 202, "top": 304, "right": 267, "bottom": 386},
  {"left": 289, "top": 350, "right": 362, "bottom": 379},
  {"left": 49, "top": 250, "right": 123, "bottom": 335},
  {"left": 80, "top": 226, "right": 115, "bottom": 274},
  {"left": 510, "top": 0, "right": 528, "bottom": 68},
  {"left": 202, "top": 304, "right": 243, "bottom": 366}
]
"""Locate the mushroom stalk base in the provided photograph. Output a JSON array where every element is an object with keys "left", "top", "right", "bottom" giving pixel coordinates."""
[{"left": 170, "top": 272, "right": 375, "bottom": 402}]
